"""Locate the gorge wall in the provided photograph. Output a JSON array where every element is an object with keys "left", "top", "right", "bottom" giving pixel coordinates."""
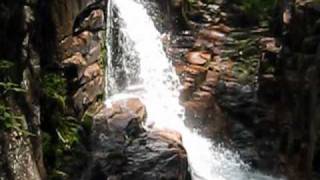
[
  {"left": 0, "top": 0, "right": 189, "bottom": 179},
  {"left": 1, "top": 0, "right": 320, "bottom": 180},
  {"left": 0, "top": 0, "right": 106, "bottom": 179},
  {"left": 274, "top": 2, "right": 320, "bottom": 179}
]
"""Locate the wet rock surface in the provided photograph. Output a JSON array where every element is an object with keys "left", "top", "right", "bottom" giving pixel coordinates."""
[
  {"left": 163, "top": 0, "right": 320, "bottom": 179},
  {"left": 164, "top": 0, "right": 289, "bottom": 178},
  {"left": 1, "top": 0, "right": 319, "bottom": 179},
  {"left": 84, "top": 98, "right": 190, "bottom": 180}
]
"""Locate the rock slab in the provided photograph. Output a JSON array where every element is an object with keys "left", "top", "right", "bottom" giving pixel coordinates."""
[{"left": 83, "top": 98, "right": 191, "bottom": 180}]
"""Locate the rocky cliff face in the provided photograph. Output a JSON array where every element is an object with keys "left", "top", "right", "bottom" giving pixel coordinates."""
[
  {"left": 0, "top": 1, "right": 44, "bottom": 179},
  {"left": 1, "top": 0, "right": 319, "bottom": 179},
  {"left": 1, "top": 0, "right": 191, "bottom": 179},
  {"left": 0, "top": 0, "right": 107, "bottom": 179},
  {"left": 163, "top": 0, "right": 320, "bottom": 179},
  {"left": 56, "top": 0, "right": 106, "bottom": 117},
  {"left": 274, "top": 2, "right": 320, "bottom": 179}
]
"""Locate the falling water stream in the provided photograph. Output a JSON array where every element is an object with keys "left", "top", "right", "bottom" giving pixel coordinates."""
[{"left": 106, "top": 0, "right": 283, "bottom": 179}]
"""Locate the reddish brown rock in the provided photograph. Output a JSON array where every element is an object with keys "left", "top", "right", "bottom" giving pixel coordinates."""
[
  {"left": 149, "top": 129, "right": 183, "bottom": 144},
  {"left": 107, "top": 98, "right": 147, "bottom": 124},
  {"left": 199, "top": 85, "right": 212, "bottom": 92},
  {"left": 73, "top": 76, "right": 104, "bottom": 112},
  {"left": 61, "top": 31, "right": 94, "bottom": 59},
  {"left": 92, "top": 98, "right": 147, "bottom": 137},
  {"left": 185, "top": 51, "right": 211, "bottom": 65},
  {"left": 80, "top": 63, "right": 103, "bottom": 84},
  {"left": 193, "top": 91, "right": 212, "bottom": 101},
  {"left": 184, "top": 100, "right": 211, "bottom": 120},
  {"left": 75, "top": 9, "right": 105, "bottom": 32},
  {"left": 259, "top": 37, "right": 281, "bottom": 53},
  {"left": 87, "top": 99, "right": 190, "bottom": 180},
  {"left": 183, "top": 98, "right": 226, "bottom": 138},
  {"left": 185, "top": 64, "right": 207, "bottom": 75},
  {"left": 184, "top": 65, "right": 207, "bottom": 85},
  {"left": 62, "top": 52, "right": 87, "bottom": 67},
  {"left": 208, "top": 24, "right": 233, "bottom": 33},
  {"left": 180, "top": 82, "right": 194, "bottom": 101},
  {"left": 199, "top": 29, "right": 226, "bottom": 41},
  {"left": 85, "top": 42, "right": 102, "bottom": 65},
  {"left": 184, "top": 77, "right": 195, "bottom": 83},
  {"left": 194, "top": 38, "right": 214, "bottom": 49},
  {"left": 174, "top": 63, "right": 187, "bottom": 75}
]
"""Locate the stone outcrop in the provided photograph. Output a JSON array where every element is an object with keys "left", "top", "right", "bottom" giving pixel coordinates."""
[
  {"left": 0, "top": 0, "right": 107, "bottom": 179},
  {"left": 165, "top": 0, "right": 320, "bottom": 179},
  {"left": 84, "top": 98, "right": 190, "bottom": 180},
  {"left": 57, "top": 0, "right": 106, "bottom": 117},
  {"left": 272, "top": 2, "right": 320, "bottom": 179},
  {"left": 0, "top": 1, "right": 44, "bottom": 179},
  {"left": 51, "top": 0, "right": 100, "bottom": 40}
]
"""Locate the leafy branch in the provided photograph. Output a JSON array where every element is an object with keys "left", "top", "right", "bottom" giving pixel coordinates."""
[
  {"left": 0, "top": 82, "right": 26, "bottom": 94},
  {"left": 0, "top": 105, "right": 34, "bottom": 136},
  {"left": 0, "top": 60, "right": 14, "bottom": 69}
]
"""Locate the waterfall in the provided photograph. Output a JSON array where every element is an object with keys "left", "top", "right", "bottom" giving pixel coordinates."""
[{"left": 105, "top": 0, "right": 283, "bottom": 179}]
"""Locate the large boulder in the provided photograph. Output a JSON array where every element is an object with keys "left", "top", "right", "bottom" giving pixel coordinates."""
[{"left": 83, "top": 98, "right": 190, "bottom": 180}]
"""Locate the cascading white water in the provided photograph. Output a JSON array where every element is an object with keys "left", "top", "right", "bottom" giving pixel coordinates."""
[{"left": 106, "top": 0, "right": 283, "bottom": 179}]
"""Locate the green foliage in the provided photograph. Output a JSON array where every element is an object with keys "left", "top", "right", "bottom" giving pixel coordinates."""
[
  {"left": 44, "top": 112, "right": 86, "bottom": 180},
  {"left": 81, "top": 111, "right": 94, "bottom": 131},
  {"left": 0, "top": 104, "right": 33, "bottom": 136},
  {"left": 49, "top": 170, "right": 69, "bottom": 180},
  {"left": 0, "top": 105, "right": 23, "bottom": 130},
  {"left": 100, "top": 34, "right": 107, "bottom": 76},
  {"left": 41, "top": 73, "right": 67, "bottom": 108},
  {"left": 0, "top": 82, "right": 26, "bottom": 94},
  {"left": 224, "top": 34, "right": 261, "bottom": 84},
  {"left": 0, "top": 60, "right": 14, "bottom": 70},
  {"left": 55, "top": 115, "right": 80, "bottom": 150},
  {"left": 237, "top": 0, "right": 276, "bottom": 22},
  {"left": 100, "top": 44, "right": 107, "bottom": 69},
  {"left": 233, "top": 55, "right": 260, "bottom": 84},
  {"left": 0, "top": 59, "right": 15, "bottom": 82},
  {"left": 42, "top": 73, "right": 66, "bottom": 97},
  {"left": 41, "top": 73, "right": 80, "bottom": 149},
  {"left": 40, "top": 72, "right": 87, "bottom": 179},
  {"left": 185, "top": 0, "right": 217, "bottom": 5},
  {"left": 0, "top": 70, "right": 29, "bottom": 135},
  {"left": 187, "top": 0, "right": 197, "bottom": 5}
]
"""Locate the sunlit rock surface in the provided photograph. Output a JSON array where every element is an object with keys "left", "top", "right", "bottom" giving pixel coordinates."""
[{"left": 85, "top": 98, "right": 190, "bottom": 180}]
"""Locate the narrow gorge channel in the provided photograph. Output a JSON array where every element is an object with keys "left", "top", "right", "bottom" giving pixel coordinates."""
[
  {"left": 105, "top": 0, "right": 282, "bottom": 179},
  {"left": 1, "top": 0, "right": 319, "bottom": 179}
]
